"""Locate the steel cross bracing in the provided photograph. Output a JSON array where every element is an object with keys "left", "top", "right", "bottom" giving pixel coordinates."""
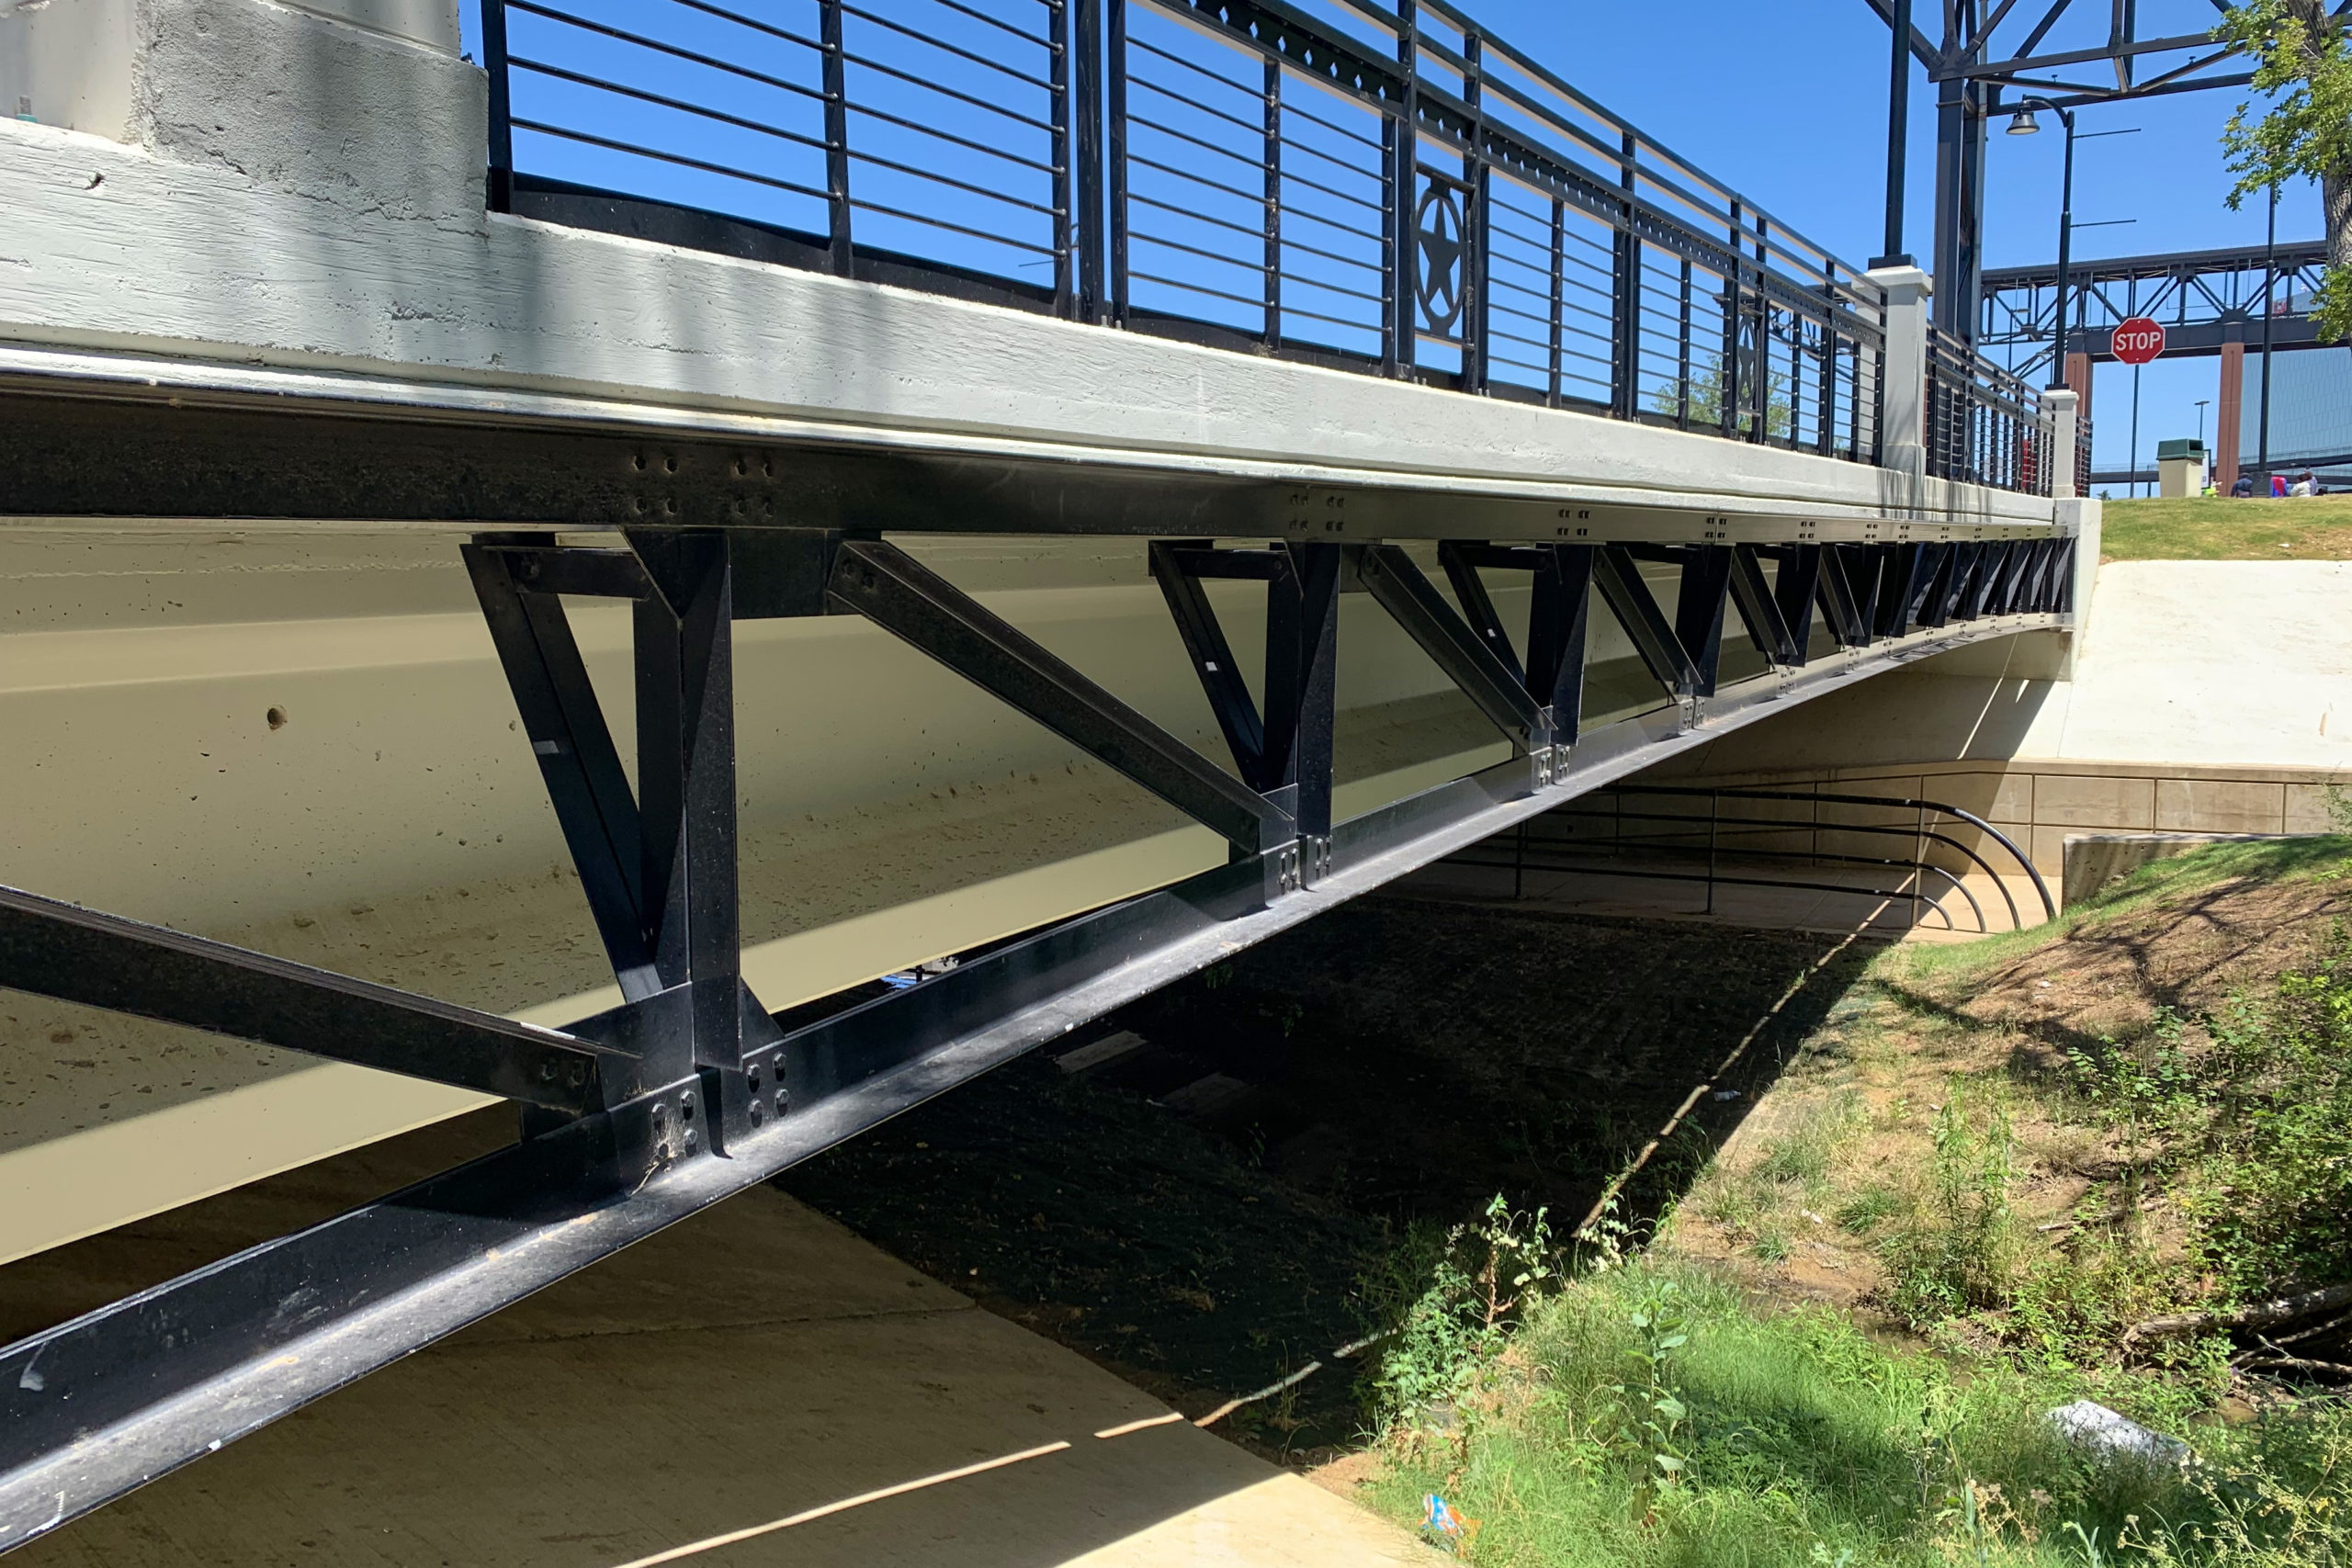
[
  {"left": 0, "top": 464, "right": 2074, "bottom": 1547},
  {"left": 1860, "top": 0, "right": 2279, "bottom": 344},
  {"left": 1981, "top": 240, "right": 2333, "bottom": 375}
]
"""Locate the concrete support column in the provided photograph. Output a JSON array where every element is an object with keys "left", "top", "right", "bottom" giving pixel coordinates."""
[
  {"left": 2217, "top": 339, "right": 2245, "bottom": 494},
  {"left": 0, "top": 0, "right": 478, "bottom": 227},
  {"left": 1868, "top": 265, "right": 1932, "bottom": 479},
  {"left": 2046, "top": 388, "right": 2079, "bottom": 500}
]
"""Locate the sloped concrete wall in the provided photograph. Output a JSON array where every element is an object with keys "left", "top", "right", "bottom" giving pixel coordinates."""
[{"left": 1647, "top": 559, "right": 2352, "bottom": 876}]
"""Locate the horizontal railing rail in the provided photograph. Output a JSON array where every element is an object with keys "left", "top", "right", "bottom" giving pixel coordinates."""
[
  {"left": 461, "top": 0, "right": 2070, "bottom": 475},
  {"left": 1442, "top": 783, "right": 2056, "bottom": 934}
]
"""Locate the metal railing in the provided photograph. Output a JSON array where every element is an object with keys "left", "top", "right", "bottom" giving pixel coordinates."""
[
  {"left": 474, "top": 3, "right": 2073, "bottom": 493},
  {"left": 479, "top": 0, "right": 1898, "bottom": 463},
  {"left": 1926, "top": 324, "right": 2061, "bottom": 497},
  {"left": 1444, "top": 784, "right": 2056, "bottom": 936}
]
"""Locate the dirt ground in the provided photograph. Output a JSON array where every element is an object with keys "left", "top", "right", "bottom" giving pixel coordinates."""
[
  {"left": 1659, "top": 860, "right": 2352, "bottom": 1319},
  {"left": 781, "top": 895, "right": 1871, "bottom": 1458}
]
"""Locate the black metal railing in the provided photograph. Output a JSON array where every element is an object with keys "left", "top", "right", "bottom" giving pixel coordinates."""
[
  {"left": 1926, "top": 324, "right": 2058, "bottom": 496},
  {"left": 1443, "top": 784, "right": 2056, "bottom": 935},
  {"left": 472, "top": 0, "right": 2086, "bottom": 478}
]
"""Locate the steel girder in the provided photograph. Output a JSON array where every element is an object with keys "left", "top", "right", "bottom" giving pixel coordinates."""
[
  {"left": 0, "top": 502, "right": 2075, "bottom": 1551},
  {"left": 1980, "top": 241, "right": 2333, "bottom": 375},
  {"left": 0, "top": 350, "right": 2060, "bottom": 547}
]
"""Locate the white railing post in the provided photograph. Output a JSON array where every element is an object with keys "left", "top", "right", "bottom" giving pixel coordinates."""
[
  {"left": 1866, "top": 265, "right": 1930, "bottom": 478},
  {"left": 2044, "top": 388, "right": 2079, "bottom": 499}
]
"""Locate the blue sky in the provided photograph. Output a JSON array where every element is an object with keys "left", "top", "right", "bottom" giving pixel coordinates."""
[{"left": 456, "top": 0, "right": 2321, "bottom": 482}]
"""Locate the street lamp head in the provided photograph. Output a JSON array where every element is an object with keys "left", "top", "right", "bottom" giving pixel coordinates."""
[{"left": 2007, "top": 107, "right": 2041, "bottom": 136}]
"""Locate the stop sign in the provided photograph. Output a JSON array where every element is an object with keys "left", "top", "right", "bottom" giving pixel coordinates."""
[{"left": 2112, "top": 316, "right": 2165, "bottom": 365}]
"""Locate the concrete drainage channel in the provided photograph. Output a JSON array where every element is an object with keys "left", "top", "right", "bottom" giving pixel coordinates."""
[{"left": 776, "top": 891, "right": 1876, "bottom": 1460}]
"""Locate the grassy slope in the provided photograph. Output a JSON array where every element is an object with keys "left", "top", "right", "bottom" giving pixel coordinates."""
[
  {"left": 2101, "top": 494, "right": 2352, "bottom": 561},
  {"left": 1350, "top": 840, "right": 2352, "bottom": 1565}
]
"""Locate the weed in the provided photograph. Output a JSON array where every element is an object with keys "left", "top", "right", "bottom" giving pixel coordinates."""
[
  {"left": 1611, "top": 1272, "right": 1690, "bottom": 1495},
  {"left": 1754, "top": 1092, "right": 1861, "bottom": 1187},
  {"left": 1374, "top": 1195, "right": 1556, "bottom": 1428},
  {"left": 1879, "top": 1080, "right": 2022, "bottom": 1325},
  {"left": 1837, "top": 1182, "right": 1904, "bottom": 1235}
]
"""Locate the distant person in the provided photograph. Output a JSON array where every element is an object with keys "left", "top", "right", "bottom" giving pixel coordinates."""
[
  {"left": 2292, "top": 472, "right": 2316, "bottom": 498},
  {"left": 2274, "top": 473, "right": 2290, "bottom": 498},
  {"left": 2233, "top": 474, "right": 2256, "bottom": 497}
]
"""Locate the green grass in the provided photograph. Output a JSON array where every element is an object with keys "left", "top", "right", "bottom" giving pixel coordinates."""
[
  {"left": 1365, "top": 1260, "right": 2352, "bottom": 1566},
  {"left": 2100, "top": 494, "right": 2352, "bottom": 561}
]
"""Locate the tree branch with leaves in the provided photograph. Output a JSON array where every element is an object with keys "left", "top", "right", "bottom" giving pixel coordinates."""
[{"left": 2217, "top": 0, "right": 2352, "bottom": 340}]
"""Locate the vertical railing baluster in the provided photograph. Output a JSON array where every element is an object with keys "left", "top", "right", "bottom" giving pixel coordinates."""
[
  {"left": 1722, "top": 202, "right": 1742, "bottom": 437},
  {"left": 1548, "top": 197, "right": 1565, "bottom": 407},
  {"left": 482, "top": 0, "right": 514, "bottom": 213},
  {"left": 1464, "top": 29, "right": 1489, "bottom": 393},
  {"left": 1611, "top": 130, "right": 1638, "bottom": 420},
  {"left": 1263, "top": 54, "right": 1281, "bottom": 349},
  {"left": 1386, "top": 0, "right": 1419, "bottom": 379},
  {"left": 820, "top": 0, "right": 853, "bottom": 277},
  {"left": 1049, "top": 0, "right": 1074, "bottom": 318},
  {"left": 1075, "top": 0, "right": 1103, "bottom": 322},
  {"left": 1749, "top": 216, "right": 1770, "bottom": 443},
  {"left": 1107, "top": 0, "right": 1128, "bottom": 326},
  {"left": 1073, "top": 0, "right": 1106, "bottom": 323},
  {"left": 1816, "top": 283, "right": 1837, "bottom": 455},
  {"left": 1678, "top": 257, "right": 1692, "bottom": 429}
]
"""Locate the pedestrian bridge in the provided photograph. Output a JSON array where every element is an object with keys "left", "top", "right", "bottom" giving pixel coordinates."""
[{"left": 0, "top": 0, "right": 2091, "bottom": 1550}]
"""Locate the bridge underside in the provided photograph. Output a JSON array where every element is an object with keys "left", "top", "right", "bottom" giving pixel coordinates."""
[
  {"left": 0, "top": 383, "right": 2072, "bottom": 1544},
  {"left": 0, "top": 352, "right": 2074, "bottom": 1551}
]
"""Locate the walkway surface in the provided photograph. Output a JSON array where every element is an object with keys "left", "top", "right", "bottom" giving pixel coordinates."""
[{"left": 0, "top": 1113, "right": 1442, "bottom": 1568}]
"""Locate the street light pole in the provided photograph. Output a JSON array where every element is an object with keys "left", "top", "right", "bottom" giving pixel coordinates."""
[
  {"left": 2007, "top": 96, "right": 2076, "bottom": 392},
  {"left": 2259, "top": 180, "right": 2278, "bottom": 485}
]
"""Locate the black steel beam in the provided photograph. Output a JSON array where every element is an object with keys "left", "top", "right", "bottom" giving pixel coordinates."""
[
  {"left": 1352, "top": 544, "right": 1546, "bottom": 747},
  {"left": 1772, "top": 544, "right": 1825, "bottom": 664},
  {"left": 1592, "top": 546, "right": 1701, "bottom": 695},
  {"left": 1672, "top": 545, "right": 1734, "bottom": 696},
  {"left": 1815, "top": 544, "right": 1873, "bottom": 647},
  {"left": 0, "top": 886, "right": 612, "bottom": 1113},
  {"left": 1525, "top": 545, "right": 1596, "bottom": 738},
  {"left": 829, "top": 539, "right": 1289, "bottom": 852},
  {"left": 1436, "top": 541, "right": 1529, "bottom": 688},
  {"left": 1726, "top": 544, "right": 1799, "bottom": 665},
  {"left": 1261, "top": 543, "right": 1341, "bottom": 844},
  {"left": 1149, "top": 542, "right": 1268, "bottom": 783},
  {"left": 627, "top": 530, "right": 745, "bottom": 1070},
  {"left": 0, "top": 364, "right": 2065, "bottom": 547},
  {"left": 464, "top": 545, "right": 661, "bottom": 997}
]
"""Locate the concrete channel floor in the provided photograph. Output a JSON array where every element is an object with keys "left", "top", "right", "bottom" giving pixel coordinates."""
[{"left": 1, "top": 1113, "right": 1442, "bottom": 1568}]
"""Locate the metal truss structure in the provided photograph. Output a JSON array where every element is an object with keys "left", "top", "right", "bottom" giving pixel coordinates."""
[
  {"left": 1981, "top": 240, "right": 2332, "bottom": 374},
  {"left": 1860, "top": 0, "right": 2272, "bottom": 344},
  {"left": 0, "top": 357, "right": 2075, "bottom": 1550}
]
